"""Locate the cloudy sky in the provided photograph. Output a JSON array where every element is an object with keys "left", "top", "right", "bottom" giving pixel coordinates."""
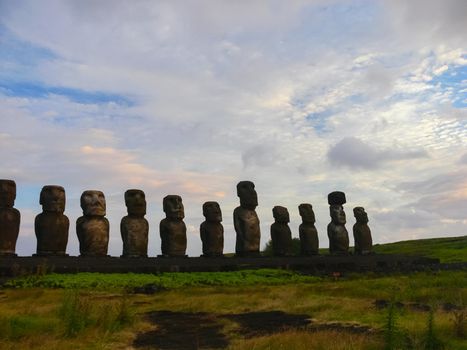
[{"left": 1, "top": 0, "right": 466, "bottom": 257}]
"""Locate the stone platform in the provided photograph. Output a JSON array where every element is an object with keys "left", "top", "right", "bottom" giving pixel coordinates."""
[{"left": 0, "top": 254, "right": 440, "bottom": 276}]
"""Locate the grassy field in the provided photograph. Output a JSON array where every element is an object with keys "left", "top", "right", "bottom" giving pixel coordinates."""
[{"left": 0, "top": 235, "right": 466, "bottom": 349}]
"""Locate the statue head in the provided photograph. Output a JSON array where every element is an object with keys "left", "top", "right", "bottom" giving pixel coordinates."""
[
  {"left": 40, "top": 185, "right": 66, "bottom": 213},
  {"left": 237, "top": 181, "right": 258, "bottom": 210},
  {"left": 203, "top": 201, "right": 222, "bottom": 222},
  {"left": 298, "top": 203, "right": 315, "bottom": 224},
  {"left": 163, "top": 195, "right": 184, "bottom": 220},
  {"left": 330, "top": 204, "right": 346, "bottom": 225},
  {"left": 328, "top": 191, "right": 346, "bottom": 206},
  {"left": 0, "top": 179, "right": 16, "bottom": 208},
  {"left": 353, "top": 206, "right": 369, "bottom": 224},
  {"left": 273, "top": 206, "right": 290, "bottom": 224},
  {"left": 80, "top": 190, "right": 106, "bottom": 216},
  {"left": 125, "top": 189, "right": 146, "bottom": 216}
]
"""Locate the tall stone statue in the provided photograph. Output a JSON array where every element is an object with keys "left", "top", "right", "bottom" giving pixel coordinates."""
[
  {"left": 353, "top": 207, "right": 373, "bottom": 255},
  {"left": 160, "top": 195, "right": 187, "bottom": 257},
  {"left": 35, "top": 185, "right": 69, "bottom": 256},
  {"left": 76, "top": 190, "right": 109, "bottom": 257},
  {"left": 270, "top": 206, "right": 292, "bottom": 256},
  {"left": 0, "top": 180, "right": 20, "bottom": 256},
  {"left": 327, "top": 191, "right": 349, "bottom": 255},
  {"left": 200, "top": 201, "right": 224, "bottom": 257},
  {"left": 298, "top": 203, "right": 319, "bottom": 255},
  {"left": 233, "top": 181, "right": 261, "bottom": 257},
  {"left": 121, "top": 189, "right": 149, "bottom": 258}
]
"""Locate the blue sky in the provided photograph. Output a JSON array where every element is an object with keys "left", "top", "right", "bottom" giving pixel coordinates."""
[{"left": 0, "top": 0, "right": 466, "bottom": 256}]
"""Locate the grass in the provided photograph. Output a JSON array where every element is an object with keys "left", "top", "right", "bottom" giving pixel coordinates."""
[
  {"left": 227, "top": 330, "right": 381, "bottom": 350},
  {"left": 2, "top": 270, "right": 465, "bottom": 349},
  {"left": 3, "top": 269, "right": 323, "bottom": 290},
  {"left": 0, "top": 235, "right": 465, "bottom": 349},
  {"left": 372, "top": 235, "right": 467, "bottom": 263}
]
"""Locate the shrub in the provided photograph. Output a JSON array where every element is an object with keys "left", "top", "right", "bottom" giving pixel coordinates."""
[{"left": 423, "top": 309, "right": 444, "bottom": 350}]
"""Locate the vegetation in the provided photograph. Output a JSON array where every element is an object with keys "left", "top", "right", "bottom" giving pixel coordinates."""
[
  {"left": 372, "top": 235, "right": 467, "bottom": 263},
  {"left": 262, "top": 235, "right": 467, "bottom": 263},
  {"left": 0, "top": 236, "right": 465, "bottom": 349},
  {"left": 4, "top": 269, "right": 322, "bottom": 290}
]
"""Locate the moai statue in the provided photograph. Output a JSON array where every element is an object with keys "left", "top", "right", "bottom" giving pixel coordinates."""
[
  {"left": 0, "top": 180, "right": 20, "bottom": 256},
  {"left": 121, "top": 189, "right": 149, "bottom": 258},
  {"left": 76, "top": 190, "right": 109, "bottom": 257},
  {"left": 327, "top": 191, "right": 349, "bottom": 255},
  {"left": 233, "top": 181, "right": 261, "bottom": 257},
  {"left": 35, "top": 185, "right": 69, "bottom": 256},
  {"left": 200, "top": 201, "right": 224, "bottom": 257},
  {"left": 353, "top": 207, "right": 373, "bottom": 255},
  {"left": 270, "top": 206, "right": 293, "bottom": 256},
  {"left": 298, "top": 203, "right": 319, "bottom": 255},
  {"left": 160, "top": 195, "right": 187, "bottom": 257}
]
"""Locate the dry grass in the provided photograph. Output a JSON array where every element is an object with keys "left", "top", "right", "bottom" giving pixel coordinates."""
[{"left": 228, "top": 330, "right": 381, "bottom": 350}]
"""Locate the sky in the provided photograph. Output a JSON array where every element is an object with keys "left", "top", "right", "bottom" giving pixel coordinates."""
[{"left": 0, "top": 0, "right": 466, "bottom": 257}]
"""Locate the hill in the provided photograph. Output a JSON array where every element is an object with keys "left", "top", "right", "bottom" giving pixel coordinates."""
[
  {"left": 372, "top": 235, "right": 467, "bottom": 263},
  {"left": 261, "top": 235, "right": 467, "bottom": 263}
]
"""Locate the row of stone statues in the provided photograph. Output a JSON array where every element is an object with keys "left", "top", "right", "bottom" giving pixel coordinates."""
[{"left": 0, "top": 179, "right": 373, "bottom": 257}]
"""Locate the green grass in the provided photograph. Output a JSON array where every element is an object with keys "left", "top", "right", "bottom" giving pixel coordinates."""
[
  {"left": 3, "top": 269, "right": 322, "bottom": 290},
  {"left": 263, "top": 235, "right": 467, "bottom": 263},
  {"left": 372, "top": 235, "right": 467, "bottom": 263}
]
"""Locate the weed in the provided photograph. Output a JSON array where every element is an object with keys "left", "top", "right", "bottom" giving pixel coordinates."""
[
  {"left": 57, "top": 289, "right": 135, "bottom": 337},
  {"left": 423, "top": 308, "right": 444, "bottom": 350},
  {"left": 58, "top": 290, "right": 93, "bottom": 337},
  {"left": 383, "top": 299, "right": 410, "bottom": 350},
  {"left": 450, "top": 295, "right": 466, "bottom": 339}
]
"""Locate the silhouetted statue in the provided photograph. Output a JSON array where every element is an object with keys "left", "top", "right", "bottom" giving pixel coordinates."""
[
  {"left": 160, "top": 195, "right": 187, "bottom": 257},
  {"left": 327, "top": 191, "right": 349, "bottom": 255},
  {"left": 35, "top": 185, "right": 69, "bottom": 256},
  {"left": 200, "top": 201, "right": 224, "bottom": 257},
  {"left": 298, "top": 203, "right": 319, "bottom": 255},
  {"left": 270, "top": 206, "right": 292, "bottom": 256},
  {"left": 121, "top": 189, "right": 148, "bottom": 258},
  {"left": 233, "top": 181, "right": 261, "bottom": 257},
  {"left": 353, "top": 207, "right": 373, "bottom": 255},
  {"left": 76, "top": 190, "right": 109, "bottom": 257},
  {"left": 0, "top": 180, "right": 20, "bottom": 256}
]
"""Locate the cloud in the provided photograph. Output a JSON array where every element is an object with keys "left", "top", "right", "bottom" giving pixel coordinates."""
[
  {"left": 460, "top": 153, "right": 467, "bottom": 164},
  {"left": 327, "top": 137, "right": 428, "bottom": 169},
  {"left": 0, "top": 1, "right": 466, "bottom": 255}
]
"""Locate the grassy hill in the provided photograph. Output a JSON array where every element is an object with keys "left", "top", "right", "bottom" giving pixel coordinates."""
[
  {"left": 372, "top": 235, "right": 467, "bottom": 263},
  {"left": 261, "top": 235, "right": 467, "bottom": 263}
]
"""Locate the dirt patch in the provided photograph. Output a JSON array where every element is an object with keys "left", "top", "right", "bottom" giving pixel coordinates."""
[
  {"left": 133, "top": 310, "right": 375, "bottom": 349},
  {"left": 133, "top": 311, "right": 229, "bottom": 350},
  {"left": 225, "top": 311, "right": 310, "bottom": 338}
]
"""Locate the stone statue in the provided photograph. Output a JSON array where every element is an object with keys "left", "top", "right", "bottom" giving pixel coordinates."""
[
  {"left": 353, "top": 207, "right": 373, "bottom": 255},
  {"left": 76, "top": 190, "right": 109, "bottom": 257},
  {"left": 327, "top": 191, "right": 349, "bottom": 255},
  {"left": 298, "top": 203, "right": 319, "bottom": 255},
  {"left": 233, "top": 181, "right": 261, "bottom": 257},
  {"left": 121, "top": 189, "right": 149, "bottom": 258},
  {"left": 0, "top": 180, "right": 20, "bottom": 256},
  {"left": 200, "top": 201, "right": 224, "bottom": 257},
  {"left": 270, "top": 206, "right": 292, "bottom": 256},
  {"left": 35, "top": 185, "right": 69, "bottom": 256},
  {"left": 160, "top": 195, "right": 187, "bottom": 257}
]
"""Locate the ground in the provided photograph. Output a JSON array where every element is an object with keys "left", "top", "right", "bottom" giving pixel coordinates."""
[{"left": 0, "top": 236, "right": 466, "bottom": 349}]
